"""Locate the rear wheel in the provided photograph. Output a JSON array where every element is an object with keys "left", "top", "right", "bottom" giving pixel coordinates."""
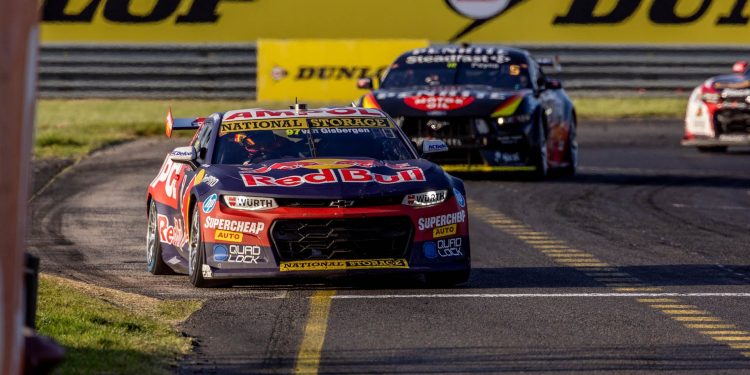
[
  {"left": 697, "top": 146, "right": 728, "bottom": 153},
  {"left": 425, "top": 269, "right": 470, "bottom": 287},
  {"left": 146, "top": 201, "right": 175, "bottom": 275},
  {"left": 188, "top": 205, "right": 214, "bottom": 287}
]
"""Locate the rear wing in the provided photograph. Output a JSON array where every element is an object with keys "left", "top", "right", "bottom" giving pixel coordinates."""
[
  {"left": 165, "top": 108, "right": 205, "bottom": 138},
  {"left": 537, "top": 56, "right": 562, "bottom": 73}
]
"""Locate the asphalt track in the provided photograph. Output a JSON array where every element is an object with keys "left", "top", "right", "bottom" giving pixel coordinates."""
[{"left": 28, "top": 119, "right": 750, "bottom": 374}]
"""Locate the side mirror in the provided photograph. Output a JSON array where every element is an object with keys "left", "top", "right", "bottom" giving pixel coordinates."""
[
  {"left": 421, "top": 139, "right": 449, "bottom": 155},
  {"left": 733, "top": 60, "right": 748, "bottom": 74},
  {"left": 546, "top": 78, "right": 562, "bottom": 89},
  {"left": 357, "top": 77, "right": 374, "bottom": 90},
  {"left": 169, "top": 146, "right": 198, "bottom": 169}
]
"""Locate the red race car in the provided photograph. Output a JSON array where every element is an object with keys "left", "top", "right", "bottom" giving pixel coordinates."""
[{"left": 147, "top": 105, "right": 471, "bottom": 287}]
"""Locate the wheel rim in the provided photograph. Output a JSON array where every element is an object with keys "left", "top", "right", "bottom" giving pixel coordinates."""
[
  {"left": 146, "top": 203, "right": 157, "bottom": 268},
  {"left": 188, "top": 209, "right": 200, "bottom": 277}
]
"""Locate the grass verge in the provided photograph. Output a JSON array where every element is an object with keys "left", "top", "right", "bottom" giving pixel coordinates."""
[
  {"left": 35, "top": 97, "right": 685, "bottom": 159},
  {"left": 36, "top": 274, "right": 202, "bottom": 375},
  {"left": 573, "top": 96, "right": 686, "bottom": 120}
]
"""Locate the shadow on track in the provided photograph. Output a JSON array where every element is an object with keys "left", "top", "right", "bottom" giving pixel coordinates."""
[{"left": 192, "top": 264, "right": 750, "bottom": 291}]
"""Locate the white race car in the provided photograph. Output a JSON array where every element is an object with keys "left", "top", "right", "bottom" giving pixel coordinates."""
[{"left": 683, "top": 61, "right": 750, "bottom": 152}]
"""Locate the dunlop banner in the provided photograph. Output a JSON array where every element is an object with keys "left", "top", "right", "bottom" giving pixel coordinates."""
[
  {"left": 257, "top": 39, "right": 428, "bottom": 101},
  {"left": 41, "top": 0, "right": 750, "bottom": 45}
]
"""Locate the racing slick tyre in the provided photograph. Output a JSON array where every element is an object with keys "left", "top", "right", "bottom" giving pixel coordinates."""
[
  {"left": 697, "top": 146, "right": 728, "bottom": 153},
  {"left": 560, "top": 117, "right": 578, "bottom": 177},
  {"left": 425, "top": 269, "right": 471, "bottom": 287},
  {"left": 146, "top": 201, "right": 176, "bottom": 275},
  {"left": 188, "top": 205, "right": 215, "bottom": 288},
  {"left": 531, "top": 114, "right": 549, "bottom": 179}
]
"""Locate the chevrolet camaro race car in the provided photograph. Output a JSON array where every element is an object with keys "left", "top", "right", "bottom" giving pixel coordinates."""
[
  {"left": 683, "top": 61, "right": 750, "bottom": 152},
  {"left": 146, "top": 106, "right": 470, "bottom": 287},
  {"left": 356, "top": 46, "right": 577, "bottom": 177}
]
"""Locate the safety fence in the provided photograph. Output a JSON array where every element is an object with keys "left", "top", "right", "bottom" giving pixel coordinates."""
[{"left": 39, "top": 44, "right": 750, "bottom": 99}]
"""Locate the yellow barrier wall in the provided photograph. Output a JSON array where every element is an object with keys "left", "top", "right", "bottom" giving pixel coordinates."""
[
  {"left": 257, "top": 39, "right": 428, "bottom": 102},
  {"left": 41, "top": 0, "right": 750, "bottom": 45}
]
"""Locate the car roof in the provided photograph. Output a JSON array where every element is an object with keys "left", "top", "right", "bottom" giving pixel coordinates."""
[{"left": 222, "top": 107, "right": 388, "bottom": 122}]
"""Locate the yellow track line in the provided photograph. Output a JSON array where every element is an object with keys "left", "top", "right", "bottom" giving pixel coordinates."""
[
  {"left": 469, "top": 199, "right": 750, "bottom": 358},
  {"left": 295, "top": 290, "right": 336, "bottom": 375}
]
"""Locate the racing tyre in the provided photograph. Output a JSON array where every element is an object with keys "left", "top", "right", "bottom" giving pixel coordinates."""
[
  {"left": 697, "top": 146, "right": 728, "bottom": 153},
  {"left": 560, "top": 117, "right": 578, "bottom": 176},
  {"left": 188, "top": 205, "right": 214, "bottom": 287},
  {"left": 425, "top": 269, "right": 471, "bottom": 287},
  {"left": 530, "top": 115, "right": 549, "bottom": 179},
  {"left": 146, "top": 201, "right": 175, "bottom": 275}
]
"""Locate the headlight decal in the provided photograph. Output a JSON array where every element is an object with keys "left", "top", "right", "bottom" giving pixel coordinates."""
[{"left": 223, "top": 195, "right": 278, "bottom": 211}]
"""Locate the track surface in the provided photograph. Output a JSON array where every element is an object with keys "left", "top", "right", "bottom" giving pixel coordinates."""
[{"left": 29, "top": 120, "right": 750, "bottom": 374}]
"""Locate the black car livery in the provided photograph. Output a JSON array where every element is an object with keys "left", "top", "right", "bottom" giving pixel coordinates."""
[{"left": 357, "top": 46, "right": 577, "bottom": 177}]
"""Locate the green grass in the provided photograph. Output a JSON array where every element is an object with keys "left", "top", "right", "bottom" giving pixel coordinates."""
[
  {"left": 573, "top": 97, "right": 686, "bottom": 120},
  {"left": 35, "top": 97, "right": 686, "bottom": 159},
  {"left": 36, "top": 275, "right": 202, "bottom": 375}
]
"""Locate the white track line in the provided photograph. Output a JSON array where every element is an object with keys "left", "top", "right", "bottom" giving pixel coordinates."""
[{"left": 331, "top": 293, "right": 750, "bottom": 299}]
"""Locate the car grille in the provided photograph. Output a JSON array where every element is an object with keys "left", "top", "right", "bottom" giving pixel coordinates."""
[
  {"left": 270, "top": 217, "right": 413, "bottom": 261},
  {"left": 275, "top": 196, "right": 402, "bottom": 208},
  {"left": 401, "top": 117, "right": 480, "bottom": 148}
]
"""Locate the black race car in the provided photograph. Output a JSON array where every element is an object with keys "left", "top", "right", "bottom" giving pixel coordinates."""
[{"left": 356, "top": 46, "right": 577, "bottom": 177}]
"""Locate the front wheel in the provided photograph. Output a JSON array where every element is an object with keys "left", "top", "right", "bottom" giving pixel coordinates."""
[
  {"left": 530, "top": 116, "right": 549, "bottom": 179},
  {"left": 188, "top": 205, "right": 214, "bottom": 287},
  {"left": 146, "top": 201, "right": 175, "bottom": 275}
]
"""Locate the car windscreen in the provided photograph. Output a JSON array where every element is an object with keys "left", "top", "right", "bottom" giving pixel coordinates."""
[
  {"left": 381, "top": 57, "right": 532, "bottom": 90},
  {"left": 213, "top": 118, "right": 415, "bottom": 165}
]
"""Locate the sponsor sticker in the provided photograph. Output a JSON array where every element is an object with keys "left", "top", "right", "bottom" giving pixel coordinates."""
[
  {"left": 423, "top": 242, "right": 438, "bottom": 259},
  {"left": 220, "top": 118, "right": 307, "bottom": 134},
  {"left": 203, "top": 175, "right": 220, "bottom": 187},
  {"left": 433, "top": 224, "right": 457, "bottom": 239},
  {"left": 214, "top": 230, "right": 244, "bottom": 243},
  {"left": 453, "top": 188, "right": 466, "bottom": 208},
  {"left": 404, "top": 95, "right": 475, "bottom": 111},
  {"left": 308, "top": 117, "right": 390, "bottom": 128},
  {"left": 279, "top": 258, "right": 409, "bottom": 272},
  {"left": 204, "top": 217, "right": 265, "bottom": 235},
  {"left": 241, "top": 168, "right": 425, "bottom": 187},
  {"left": 228, "top": 244, "right": 264, "bottom": 264},
  {"left": 157, "top": 214, "right": 188, "bottom": 248},
  {"left": 418, "top": 210, "right": 466, "bottom": 231},
  {"left": 213, "top": 245, "right": 229, "bottom": 262},
  {"left": 437, "top": 238, "right": 464, "bottom": 257},
  {"left": 203, "top": 194, "right": 218, "bottom": 213},
  {"left": 224, "top": 196, "right": 277, "bottom": 211}
]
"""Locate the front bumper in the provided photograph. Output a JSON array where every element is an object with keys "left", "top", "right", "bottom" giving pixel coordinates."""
[
  {"left": 199, "top": 196, "right": 471, "bottom": 279},
  {"left": 682, "top": 134, "right": 750, "bottom": 147},
  {"left": 401, "top": 116, "right": 540, "bottom": 172}
]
